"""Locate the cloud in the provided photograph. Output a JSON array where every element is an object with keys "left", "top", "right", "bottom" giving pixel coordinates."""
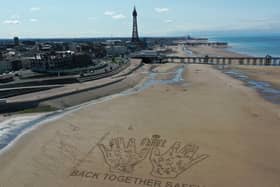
[
  {"left": 3, "top": 20, "right": 20, "bottom": 24},
  {"left": 155, "top": 8, "right": 169, "bottom": 13},
  {"left": 104, "top": 11, "right": 126, "bottom": 20},
  {"left": 104, "top": 11, "right": 116, "bottom": 16},
  {"left": 30, "top": 7, "right": 41, "bottom": 12},
  {"left": 164, "top": 19, "right": 173, "bottom": 23},
  {"left": 112, "top": 14, "right": 126, "bottom": 20},
  {"left": 29, "top": 18, "right": 38, "bottom": 22}
]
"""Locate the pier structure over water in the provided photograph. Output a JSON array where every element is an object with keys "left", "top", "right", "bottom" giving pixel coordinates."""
[
  {"left": 132, "top": 53, "right": 280, "bottom": 66},
  {"left": 164, "top": 55, "right": 280, "bottom": 66}
]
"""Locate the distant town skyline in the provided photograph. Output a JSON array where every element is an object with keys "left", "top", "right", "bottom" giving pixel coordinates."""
[{"left": 1, "top": 0, "right": 280, "bottom": 38}]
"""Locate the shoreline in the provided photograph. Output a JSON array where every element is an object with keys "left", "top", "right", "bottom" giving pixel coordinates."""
[
  {"left": 0, "top": 63, "right": 279, "bottom": 187},
  {"left": 184, "top": 41, "right": 280, "bottom": 105},
  {"left": 0, "top": 44, "right": 280, "bottom": 186},
  {"left": 225, "top": 71, "right": 279, "bottom": 105},
  {"left": 217, "top": 65, "right": 280, "bottom": 105},
  {"left": 0, "top": 63, "right": 183, "bottom": 155},
  {"left": 171, "top": 44, "right": 280, "bottom": 105},
  {"left": 208, "top": 36, "right": 280, "bottom": 57}
]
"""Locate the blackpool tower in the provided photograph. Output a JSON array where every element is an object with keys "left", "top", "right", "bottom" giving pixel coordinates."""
[{"left": 131, "top": 6, "right": 140, "bottom": 43}]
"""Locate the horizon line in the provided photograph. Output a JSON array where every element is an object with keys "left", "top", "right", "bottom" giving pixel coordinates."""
[{"left": 0, "top": 36, "right": 186, "bottom": 40}]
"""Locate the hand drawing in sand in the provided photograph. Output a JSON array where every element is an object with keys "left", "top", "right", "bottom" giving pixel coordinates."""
[
  {"left": 98, "top": 137, "right": 151, "bottom": 174},
  {"left": 149, "top": 142, "right": 209, "bottom": 179}
]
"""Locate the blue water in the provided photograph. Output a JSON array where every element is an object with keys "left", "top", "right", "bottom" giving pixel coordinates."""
[{"left": 209, "top": 35, "right": 280, "bottom": 57}]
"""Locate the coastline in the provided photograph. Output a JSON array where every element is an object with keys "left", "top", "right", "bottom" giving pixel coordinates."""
[
  {"left": 2, "top": 44, "right": 279, "bottom": 154},
  {"left": 219, "top": 65, "right": 280, "bottom": 104},
  {"left": 0, "top": 63, "right": 182, "bottom": 155},
  {"left": 0, "top": 62, "right": 279, "bottom": 187},
  {"left": 209, "top": 35, "right": 280, "bottom": 57},
  {"left": 221, "top": 65, "right": 280, "bottom": 89},
  {"left": 0, "top": 43, "right": 280, "bottom": 186},
  {"left": 182, "top": 45, "right": 280, "bottom": 104},
  {"left": 170, "top": 44, "right": 280, "bottom": 104}
]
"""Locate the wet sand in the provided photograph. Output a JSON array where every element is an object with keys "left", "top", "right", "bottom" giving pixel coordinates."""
[
  {"left": 226, "top": 65, "right": 280, "bottom": 89},
  {"left": 0, "top": 63, "right": 279, "bottom": 187}
]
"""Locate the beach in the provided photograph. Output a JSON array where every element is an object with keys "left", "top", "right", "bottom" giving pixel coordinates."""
[
  {"left": 1, "top": 0, "right": 280, "bottom": 186},
  {"left": 224, "top": 65, "right": 280, "bottom": 89},
  {"left": 0, "top": 59, "right": 279, "bottom": 186}
]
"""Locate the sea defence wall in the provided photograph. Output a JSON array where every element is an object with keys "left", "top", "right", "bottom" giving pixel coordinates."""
[
  {"left": 0, "top": 74, "right": 143, "bottom": 113},
  {"left": 0, "top": 62, "right": 132, "bottom": 101},
  {"left": 0, "top": 85, "right": 62, "bottom": 99},
  {"left": 40, "top": 73, "right": 144, "bottom": 109},
  {"left": 0, "top": 76, "right": 79, "bottom": 89},
  {"left": 0, "top": 101, "right": 39, "bottom": 113},
  {"left": 0, "top": 61, "right": 144, "bottom": 113}
]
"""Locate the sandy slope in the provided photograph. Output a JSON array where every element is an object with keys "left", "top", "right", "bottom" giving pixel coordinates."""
[{"left": 0, "top": 64, "right": 279, "bottom": 187}]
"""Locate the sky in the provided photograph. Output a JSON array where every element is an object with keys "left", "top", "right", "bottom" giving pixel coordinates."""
[{"left": 1, "top": 0, "right": 280, "bottom": 38}]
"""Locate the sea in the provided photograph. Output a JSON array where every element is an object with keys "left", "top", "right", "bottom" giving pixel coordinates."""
[
  {"left": 209, "top": 35, "right": 280, "bottom": 57},
  {"left": 209, "top": 34, "right": 280, "bottom": 105}
]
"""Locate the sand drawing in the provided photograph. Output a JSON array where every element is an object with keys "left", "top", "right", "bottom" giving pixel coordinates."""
[
  {"left": 150, "top": 142, "right": 209, "bottom": 179},
  {"left": 98, "top": 135, "right": 209, "bottom": 179},
  {"left": 98, "top": 137, "right": 151, "bottom": 173}
]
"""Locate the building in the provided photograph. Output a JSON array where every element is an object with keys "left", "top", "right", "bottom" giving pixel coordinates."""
[
  {"left": 14, "top": 37, "right": 20, "bottom": 46},
  {"left": 103, "top": 40, "right": 128, "bottom": 57},
  {"left": 131, "top": 6, "right": 140, "bottom": 43},
  {"left": 131, "top": 50, "right": 166, "bottom": 64},
  {"left": 129, "top": 7, "right": 147, "bottom": 51},
  {"left": 31, "top": 52, "right": 92, "bottom": 73}
]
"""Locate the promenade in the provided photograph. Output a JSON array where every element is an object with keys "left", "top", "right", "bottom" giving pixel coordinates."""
[{"left": 0, "top": 59, "right": 143, "bottom": 113}]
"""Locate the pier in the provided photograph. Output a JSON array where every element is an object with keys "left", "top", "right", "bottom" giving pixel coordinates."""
[
  {"left": 164, "top": 55, "right": 280, "bottom": 66},
  {"left": 132, "top": 52, "right": 280, "bottom": 66}
]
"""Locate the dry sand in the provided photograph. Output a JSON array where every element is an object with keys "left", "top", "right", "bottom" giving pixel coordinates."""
[{"left": 0, "top": 63, "right": 279, "bottom": 187}]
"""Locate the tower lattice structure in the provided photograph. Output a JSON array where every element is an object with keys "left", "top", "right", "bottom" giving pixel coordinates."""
[{"left": 131, "top": 6, "right": 140, "bottom": 43}]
